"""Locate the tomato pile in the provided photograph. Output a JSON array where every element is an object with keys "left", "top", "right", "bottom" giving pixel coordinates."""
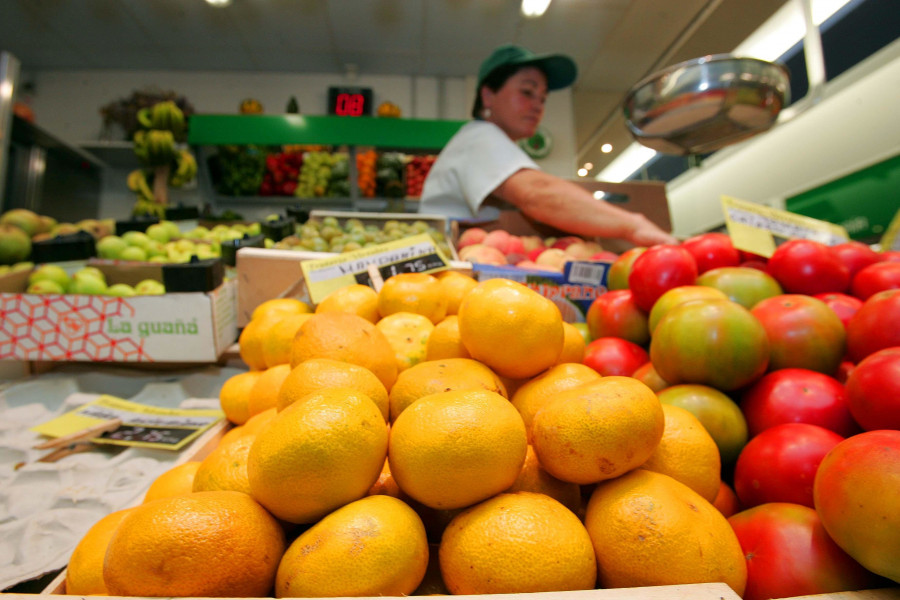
[{"left": 585, "top": 233, "right": 900, "bottom": 598}]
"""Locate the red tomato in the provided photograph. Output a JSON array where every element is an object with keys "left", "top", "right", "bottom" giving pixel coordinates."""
[
  {"left": 850, "top": 261, "right": 900, "bottom": 299},
  {"left": 582, "top": 337, "right": 649, "bottom": 377},
  {"left": 750, "top": 294, "right": 846, "bottom": 375},
  {"left": 835, "top": 359, "right": 855, "bottom": 384},
  {"left": 585, "top": 290, "right": 650, "bottom": 346},
  {"left": 627, "top": 244, "right": 698, "bottom": 312},
  {"left": 844, "top": 347, "right": 900, "bottom": 431},
  {"left": 829, "top": 241, "right": 882, "bottom": 279},
  {"left": 880, "top": 250, "right": 900, "bottom": 262},
  {"left": 733, "top": 423, "right": 844, "bottom": 508},
  {"left": 695, "top": 266, "right": 783, "bottom": 310},
  {"left": 740, "top": 368, "right": 859, "bottom": 438},
  {"left": 728, "top": 503, "right": 886, "bottom": 600},
  {"left": 767, "top": 239, "right": 850, "bottom": 295},
  {"left": 606, "top": 247, "right": 646, "bottom": 291},
  {"left": 846, "top": 289, "right": 900, "bottom": 362},
  {"left": 680, "top": 232, "right": 741, "bottom": 274},
  {"left": 813, "top": 430, "right": 900, "bottom": 582},
  {"left": 650, "top": 299, "right": 769, "bottom": 392},
  {"left": 812, "top": 292, "right": 863, "bottom": 330}
]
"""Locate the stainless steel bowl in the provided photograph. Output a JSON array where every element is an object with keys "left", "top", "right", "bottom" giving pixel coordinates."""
[{"left": 623, "top": 54, "right": 790, "bottom": 155}]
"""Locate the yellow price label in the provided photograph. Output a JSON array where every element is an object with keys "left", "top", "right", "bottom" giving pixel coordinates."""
[
  {"left": 880, "top": 207, "right": 900, "bottom": 252},
  {"left": 31, "top": 395, "right": 224, "bottom": 451},
  {"left": 722, "top": 196, "right": 849, "bottom": 258},
  {"left": 300, "top": 233, "right": 451, "bottom": 304}
]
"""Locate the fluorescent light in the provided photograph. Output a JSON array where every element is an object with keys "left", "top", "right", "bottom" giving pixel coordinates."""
[
  {"left": 522, "top": 0, "right": 552, "bottom": 19},
  {"left": 205, "top": 0, "right": 232, "bottom": 7},
  {"left": 732, "top": 0, "right": 852, "bottom": 60},
  {"left": 595, "top": 144, "right": 657, "bottom": 183}
]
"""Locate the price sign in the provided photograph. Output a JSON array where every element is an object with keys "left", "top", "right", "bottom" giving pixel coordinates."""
[
  {"left": 327, "top": 86, "right": 373, "bottom": 117},
  {"left": 880, "top": 207, "right": 900, "bottom": 252},
  {"left": 722, "top": 195, "right": 849, "bottom": 258},
  {"left": 300, "top": 233, "right": 451, "bottom": 303},
  {"left": 31, "top": 395, "right": 224, "bottom": 451}
]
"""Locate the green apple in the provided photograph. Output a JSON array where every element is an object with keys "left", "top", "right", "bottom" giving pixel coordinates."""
[
  {"left": 186, "top": 226, "right": 209, "bottom": 239},
  {"left": 247, "top": 223, "right": 261, "bottom": 236},
  {"left": 145, "top": 223, "right": 172, "bottom": 244},
  {"left": 173, "top": 239, "right": 195, "bottom": 254},
  {"left": 68, "top": 274, "right": 108, "bottom": 295},
  {"left": 28, "top": 264, "right": 71, "bottom": 291},
  {"left": 106, "top": 283, "right": 136, "bottom": 297},
  {"left": 195, "top": 245, "right": 218, "bottom": 260},
  {"left": 134, "top": 279, "right": 166, "bottom": 295},
  {"left": 160, "top": 220, "right": 181, "bottom": 240},
  {"left": 96, "top": 235, "right": 129, "bottom": 259},
  {"left": 27, "top": 279, "right": 65, "bottom": 294},
  {"left": 73, "top": 266, "right": 106, "bottom": 281},
  {"left": 121, "top": 230, "right": 151, "bottom": 249},
  {"left": 144, "top": 240, "right": 167, "bottom": 258},
  {"left": 119, "top": 245, "right": 148, "bottom": 262}
]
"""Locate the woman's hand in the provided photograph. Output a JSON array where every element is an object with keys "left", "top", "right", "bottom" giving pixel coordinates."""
[{"left": 628, "top": 214, "right": 680, "bottom": 247}]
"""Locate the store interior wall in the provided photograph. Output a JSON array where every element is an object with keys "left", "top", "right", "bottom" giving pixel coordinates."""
[{"left": 23, "top": 68, "right": 577, "bottom": 220}]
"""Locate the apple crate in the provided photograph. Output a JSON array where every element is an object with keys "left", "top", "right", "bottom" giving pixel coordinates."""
[
  {"left": 0, "top": 263, "right": 237, "bottom": 363},
  {"left": 307, "top": 210, "right": 459, "bottom": 260}
]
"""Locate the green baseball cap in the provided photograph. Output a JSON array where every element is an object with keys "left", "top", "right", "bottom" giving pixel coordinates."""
[{"left": 477, "top": 44, "right": 578, "bottom": 91}]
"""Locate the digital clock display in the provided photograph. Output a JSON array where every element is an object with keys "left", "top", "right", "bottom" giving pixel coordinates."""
[{"left": 327, "top": 86, "right": 373, "bottom": 117}]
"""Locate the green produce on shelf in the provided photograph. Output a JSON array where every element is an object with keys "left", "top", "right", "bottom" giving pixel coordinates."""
[{"left": 213, "top": 145, "right": 267, "bottom": 196}]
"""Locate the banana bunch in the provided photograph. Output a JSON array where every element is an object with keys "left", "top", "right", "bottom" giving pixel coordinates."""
[
  {"left": 168, "top": 149, "right": 197, "bottom": 188},
  {"left": 132, "top": 197, "right": 166, "bottom": 218},
  {"left": 127, "top": 169, "right": 154, "bottom": 201},
  {"left": 137, "top": 101, "right": 186, "bottom": 137},
  {"left": 134, "top": 130, "right": 178, "bottom": 167}
]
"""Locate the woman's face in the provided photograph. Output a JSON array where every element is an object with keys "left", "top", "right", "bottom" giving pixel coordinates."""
[{"left": 482, "top": 66, "right": 548, "bottom": 141}]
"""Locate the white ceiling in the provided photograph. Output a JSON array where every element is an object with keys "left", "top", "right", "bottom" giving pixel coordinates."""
[{"left": 0, "top": 0, "right": 788, "bottom": 172}]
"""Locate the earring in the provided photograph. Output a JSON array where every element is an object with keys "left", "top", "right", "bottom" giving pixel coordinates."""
[{"left": 482, "top": 107, "right": 492, "bottom": 119}]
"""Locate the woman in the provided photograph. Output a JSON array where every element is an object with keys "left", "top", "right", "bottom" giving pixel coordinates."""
[{"left": 419, "top": 44, "right": 677, "bottom": 247}]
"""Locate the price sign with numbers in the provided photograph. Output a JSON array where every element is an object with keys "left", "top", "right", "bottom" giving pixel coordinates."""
[
  {"left": 300, "top": 233, "right": 451, "bottom": 303},
  {"left": 327, "top": 86, "right": 373, "bottom": 117}
]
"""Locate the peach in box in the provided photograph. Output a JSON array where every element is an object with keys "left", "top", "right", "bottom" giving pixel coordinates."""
[
  {"left": 457, "top": 227, "right": 487, "bottom": 249},
  {"left": 458, "top": 244, "right": 507, "bottom": 266}
]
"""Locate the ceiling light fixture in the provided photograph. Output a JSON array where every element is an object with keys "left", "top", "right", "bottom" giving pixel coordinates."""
[
  {"left": 521, "top": 0, "right": 552, "bottom": 19},
  {"left": 205, "top": 0, "right": 232, "bottom": 7},
  {"left": 577, "top": 168, "right": 588, "bottom": 177},
  {"left": 600, "top": 144, "right": 612, "bottom": 153}
]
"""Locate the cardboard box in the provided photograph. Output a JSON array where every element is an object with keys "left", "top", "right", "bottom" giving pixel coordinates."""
[
  {"left": 452, "top": 179, "right": 672, "bottom": 255},
  {"left": 0, "top": 266, "right": 237, "bottom": 363}
]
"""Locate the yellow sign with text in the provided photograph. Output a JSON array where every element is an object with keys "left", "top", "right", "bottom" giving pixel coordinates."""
[
  {"left": 300, "top": 233, "right": 451, "bottom": 304},
  {"left": 880, "top": 207, "right": 900, "bottom": 252},
  {"left": 31, "top": 395, "right": 224, "bottom": 451},
  {"left": 722, "top": 196, "right": 849, "bottom": 258}
]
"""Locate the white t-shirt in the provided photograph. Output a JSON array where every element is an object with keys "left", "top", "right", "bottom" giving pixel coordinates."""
[{"left": 418, "top": 120, "right": 539, "bottom": 221}]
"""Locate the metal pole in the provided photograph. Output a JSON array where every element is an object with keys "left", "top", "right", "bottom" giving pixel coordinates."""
[{"left": 0, "top": 52, "right": 21, "bottom": 208}]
